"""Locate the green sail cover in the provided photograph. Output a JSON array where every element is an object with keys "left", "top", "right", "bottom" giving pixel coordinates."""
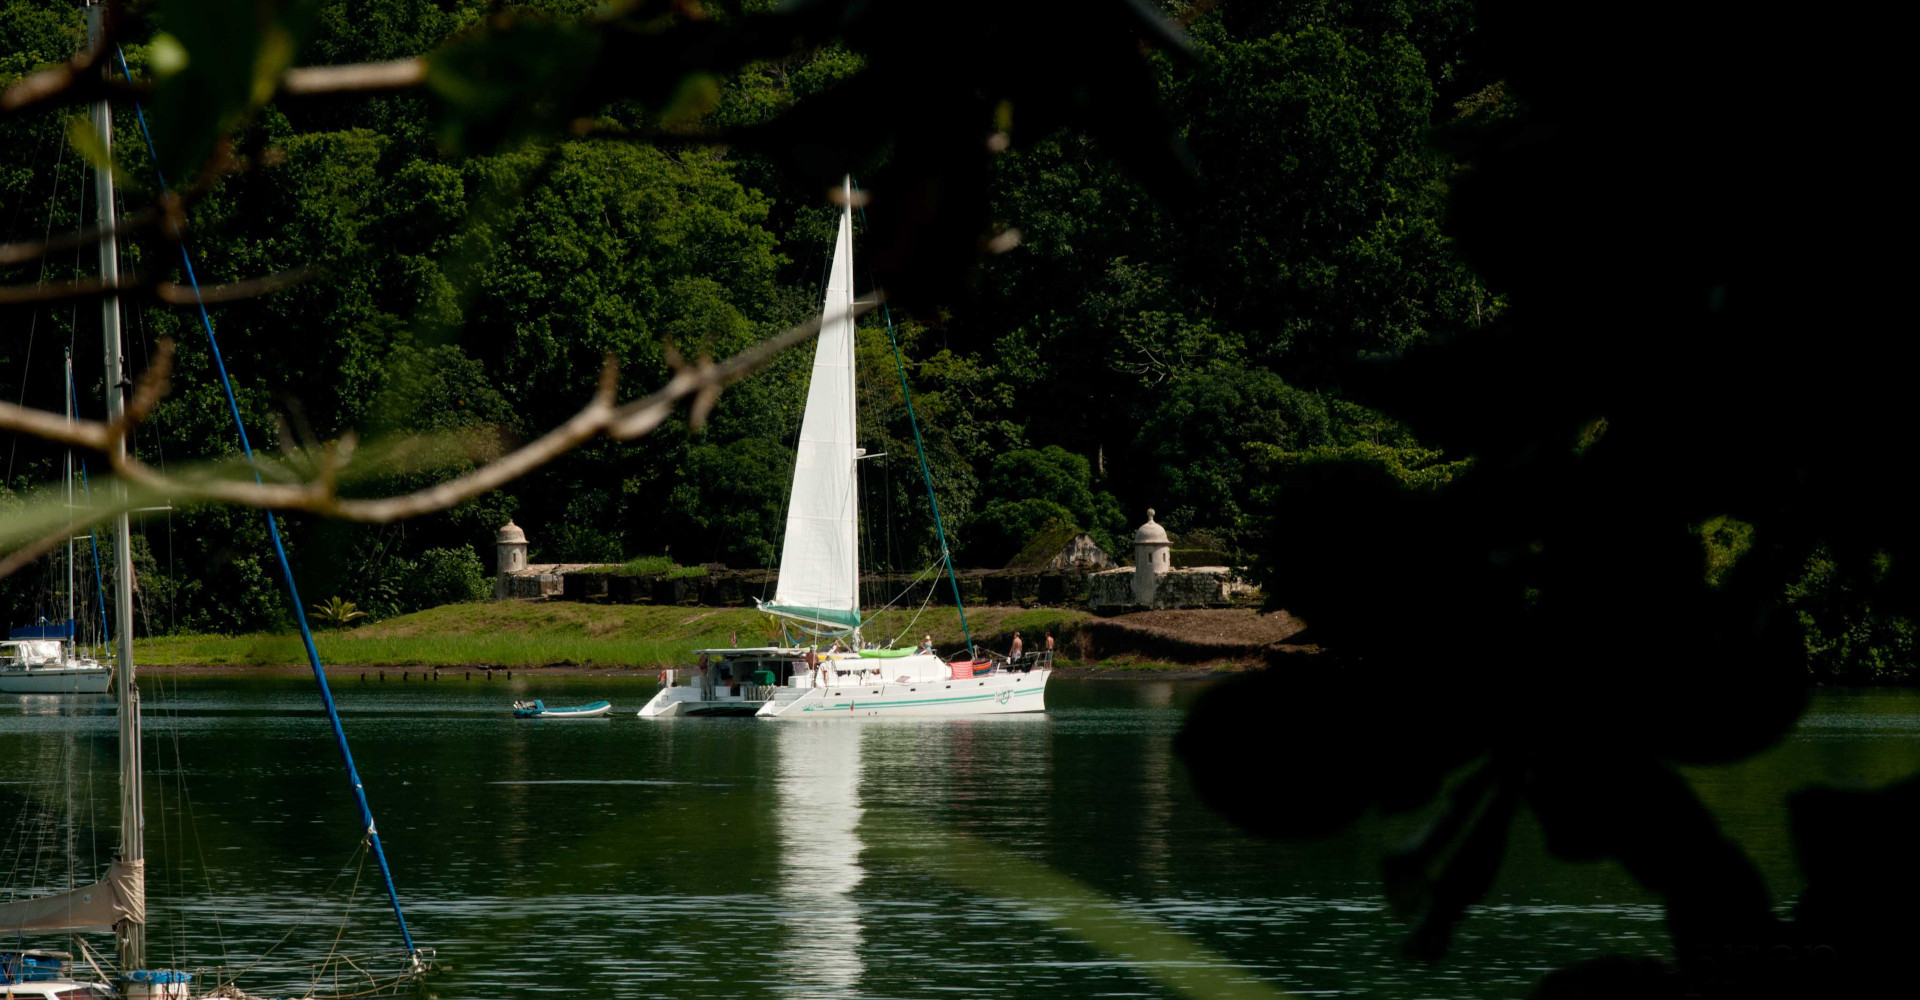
[
  {"left": 762, "top": 604, "right": 863, "bottom": 628},
  {"left": 857, "top": 647, "right": 916, "bottom": 658}
]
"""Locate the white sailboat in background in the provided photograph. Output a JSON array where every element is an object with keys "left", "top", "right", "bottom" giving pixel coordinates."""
[
  {"left": 639, "top": 181, "right": 1049, "bottom": 719},
  {"left": 0, "top": 354, "right": 114, "bottom": 697}
]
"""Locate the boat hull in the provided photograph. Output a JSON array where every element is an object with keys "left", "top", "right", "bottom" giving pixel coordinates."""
[
  {"left": 514, "top": 700, "right": 613, "bottom": 718},
  {"left": 637, "top": 684, "right": 769, "bottom": 717},
  {"left": 0, "top": 667, "right": 112, "bottom": 694},
  {"left": 757, "top": 669, "right": 1049, "bottom": 718}
]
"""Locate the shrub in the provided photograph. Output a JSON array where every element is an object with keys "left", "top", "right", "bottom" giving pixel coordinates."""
[{"left": 417, "top": 546, "right": 491, "bottom": 607}]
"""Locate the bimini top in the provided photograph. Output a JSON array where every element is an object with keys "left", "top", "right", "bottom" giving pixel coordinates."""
[{"left": 9, "top": 621, "right": 73, "bottom": 641}]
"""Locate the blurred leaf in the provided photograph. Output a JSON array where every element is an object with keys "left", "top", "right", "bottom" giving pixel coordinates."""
[
  {"left": 1401, "top": 777, "right": 1517, "bottom": 962},
  {"left": 1175, "top": 668, "right": 1487, "bottom": 841},
  {"left": 864, "top": 807, "right": 1299, "bottom": 1000},
  {"left": 146, "top": 0, "right": 321, "bottom": 182},
  {"left": 425, "top": 14, "right": 604, "bottom": 155},
  {"left": 1790, "top": 776, "right": 1920, "bottom": 995}
]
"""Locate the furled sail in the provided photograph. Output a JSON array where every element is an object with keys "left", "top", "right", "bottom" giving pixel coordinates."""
[
  {"left": 0, "top": 860, "right": 143, "bottom": 935},
  {"left": 767, "top": 186, "right": 861, "bottom": 629}
]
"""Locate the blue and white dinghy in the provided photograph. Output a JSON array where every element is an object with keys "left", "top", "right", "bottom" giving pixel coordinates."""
[{"left": 513, "top": 699, "right": 614, "bottom": 719}]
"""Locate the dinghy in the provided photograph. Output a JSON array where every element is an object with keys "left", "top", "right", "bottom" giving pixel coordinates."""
[{"left": 513, "top": 699, "right": 614, "bottom": 719}]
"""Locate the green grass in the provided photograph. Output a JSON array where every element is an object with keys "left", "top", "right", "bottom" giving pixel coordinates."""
[
  {"left": 572, "top": 555, "right": 706, "bottom": 578},
  {"left": 135, "top": 601, "right": 1099, "bottom": 669}
]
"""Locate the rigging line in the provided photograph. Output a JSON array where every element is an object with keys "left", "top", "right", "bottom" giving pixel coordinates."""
[
  {"left": 315, "top": 846, "right": 369, "bottom": 994},
  {"left": 164, "top": 670, "right": 230, "bottom": 965},
  {"left": 125, "top": 240, "right": 178, "bottom": 635},
  {"left": 4, "top": 134, "right": 69, "bottom": 483},
  {"left": 115, "top": 45, "right": 420, "bottom": 961},
  {"left": 152, "top": 671, "right": 223, "bottom": 966},
  {"left": 851, "top": 181, "right": 974, "bottom": 657},
  {"left": 0, "top": 113, "right": 52, "bottom": 240},
  {"left": 861, "top": 556, "right": 942, "bottom": 617},
  {"left": 220, "top": 838, "right": 369, "bottom": 987},
  {"left": 886, "top": 556, "right": 944, "bottom": 648},
  {"left": 120, "top": 182, "right": 160, "bottom": 641},
  {"left": 68, "top": 362, "right": 112, "bottom": 647}
]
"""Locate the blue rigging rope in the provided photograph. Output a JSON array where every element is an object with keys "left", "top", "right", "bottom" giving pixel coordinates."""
[
  {"left": 851, "top": 182, "right": 974, "bottom": 658},
  {"left": 114, "top": 48, "right": 419, "bottom": 961},
  {"left": 68, "top": 362, "right": 112, "bottom": 646}
]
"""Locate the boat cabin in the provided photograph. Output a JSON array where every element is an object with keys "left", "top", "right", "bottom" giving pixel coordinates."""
[
  {"left": 0, "top": 951, "right": 113, "bottom": 998},
  {"left": 0, "top": 640, "right": 63, "bottom": 668}
]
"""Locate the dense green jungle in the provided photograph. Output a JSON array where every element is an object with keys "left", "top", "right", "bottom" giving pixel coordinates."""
[
  {"left": 0, "top": 2, "right": 1488, "bottom": 626},
  {"left": 1, "top": 3, "right": 1906, "bottom": 685}
]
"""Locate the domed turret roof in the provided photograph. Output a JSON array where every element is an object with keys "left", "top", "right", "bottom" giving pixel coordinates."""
[
  {"left": 496, "top": 520, "right": 528, "bottom": 544},
  {"left": 1133, "top": 509, "right": 1169, "bottom": 546}
]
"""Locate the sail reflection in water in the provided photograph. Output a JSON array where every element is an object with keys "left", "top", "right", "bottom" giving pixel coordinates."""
[{"left": 775, "top": 721, "right": 866, "bottom": 997}]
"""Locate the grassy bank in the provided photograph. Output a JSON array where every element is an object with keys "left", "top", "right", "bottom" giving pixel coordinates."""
[{"left": 137, "top": 601, "right": 1097, "bottom": 669}]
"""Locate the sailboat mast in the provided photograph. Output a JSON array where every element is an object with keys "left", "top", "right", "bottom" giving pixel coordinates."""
[
  {"left": 842, "top": 178, "right": 860, "bottom": 619},
  {"left": 65, "top": 350, "right": 74, "bottom": 636},
  {"left": 89, "top": 0, "right": 144, "bottom": 972}
]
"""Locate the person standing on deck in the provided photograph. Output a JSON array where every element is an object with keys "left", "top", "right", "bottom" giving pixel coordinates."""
[
  {"left": 1045, "top": 631, "right": 1056, "bottom": 656},
  {"left": 1009, "top": 632, "right": 1024, "bottom": 662}
]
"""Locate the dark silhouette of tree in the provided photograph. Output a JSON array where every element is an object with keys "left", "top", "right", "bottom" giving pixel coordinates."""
[{"left": 1178, "top": 3, "right": 1916, "bottom": 996}]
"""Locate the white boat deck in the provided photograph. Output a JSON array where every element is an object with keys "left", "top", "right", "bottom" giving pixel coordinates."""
[{"left": 639, "top": 649, "right": 1051, "bottom": 719}]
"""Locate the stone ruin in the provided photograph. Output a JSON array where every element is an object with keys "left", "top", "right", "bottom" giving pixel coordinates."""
[{"left": 1086, "top": 509, "right": 1257, "bottom": 613}]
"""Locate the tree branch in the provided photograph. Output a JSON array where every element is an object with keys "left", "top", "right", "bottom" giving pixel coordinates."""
[
  {"left": 0, "top": 298, "right": 880, "bottom": 577},
  {"left": 0, "top": 505, "right": 120, "bottom": 582},
  {"left": 280, "top": 59, "right": 428, "bottom": 96},
  {"left": 0, "top": 266, "right": 321, "bottom": 308}
]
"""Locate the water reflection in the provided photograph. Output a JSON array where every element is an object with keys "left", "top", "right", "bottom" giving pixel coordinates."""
[
  {"left": 7, "top": 681, "right": 1913, "bottom": 999},
  {"left": 775, "top": 722, "right": 865, "bottom": 997}
]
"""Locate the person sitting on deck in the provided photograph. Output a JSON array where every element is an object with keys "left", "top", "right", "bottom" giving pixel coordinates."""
[{"left": 919, "top": 634, "right": 934, "bottom": 654}]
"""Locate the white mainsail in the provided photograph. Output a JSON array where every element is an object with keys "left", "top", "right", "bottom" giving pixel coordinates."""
[{"left": 768, "top": 184, "right": 861, "bottom": 629}]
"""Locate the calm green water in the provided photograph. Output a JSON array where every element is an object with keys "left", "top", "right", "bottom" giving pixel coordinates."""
[{"left": 6, "top": 678, "right": 1920, "bottom": 999}]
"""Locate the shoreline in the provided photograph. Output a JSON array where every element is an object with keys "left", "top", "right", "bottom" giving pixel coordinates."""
[{"left": 132, "top": 661, "right": 1252, "bottom": 680}]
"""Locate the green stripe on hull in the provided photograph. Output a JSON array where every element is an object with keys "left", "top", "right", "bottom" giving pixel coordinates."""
[{"left": 799, "top": 686, "right": 1045, "bottom": 712}]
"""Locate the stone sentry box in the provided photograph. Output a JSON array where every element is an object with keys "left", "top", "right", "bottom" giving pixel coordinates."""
[{"left": 1087, "top": 509, "right": 1256, "bottom": 613}]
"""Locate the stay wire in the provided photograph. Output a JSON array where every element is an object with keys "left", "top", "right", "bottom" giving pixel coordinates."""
[
  {"left": 67, "top": 363, "right": 112, "bottom": 648},
  {"left": 114, "top": 45, "right": 420, "bottom": 960},
  {"left": 4, "top": 134, "right": 68, "bottom": 483},
  {"left": 851, "top": 180, "right": 974, "bottom": 656}
]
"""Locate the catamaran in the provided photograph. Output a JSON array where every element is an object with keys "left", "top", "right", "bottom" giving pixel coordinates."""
[{"left": 639, "top": 182, "right": 1050, "bottom": 719}]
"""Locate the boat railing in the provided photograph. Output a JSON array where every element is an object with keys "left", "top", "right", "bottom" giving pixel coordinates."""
[{"left": 985, "top": 649, "right": 1052, "bottom": 673}]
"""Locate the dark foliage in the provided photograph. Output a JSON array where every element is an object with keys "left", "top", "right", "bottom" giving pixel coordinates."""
[{"left": 1177, "top": 2, "right": 1918, "bottom": 996}]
